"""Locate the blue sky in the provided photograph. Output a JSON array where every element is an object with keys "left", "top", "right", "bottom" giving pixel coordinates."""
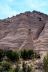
[{"left": 0, "top": 0, "right": 48, "bottom": 19}]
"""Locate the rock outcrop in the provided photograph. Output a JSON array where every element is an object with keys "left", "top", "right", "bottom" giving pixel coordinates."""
[{"left": 0, "top": 10, "right": 48, "bottom": 51}]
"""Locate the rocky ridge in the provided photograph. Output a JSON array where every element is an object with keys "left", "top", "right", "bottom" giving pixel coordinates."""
[{"left": 0, "top": 10, "right": 48, "bottom": 52}]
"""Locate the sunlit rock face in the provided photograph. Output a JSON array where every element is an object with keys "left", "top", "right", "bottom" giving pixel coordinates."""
[{"left": 0, "top": 10, "right": 48, "bottom": 51}]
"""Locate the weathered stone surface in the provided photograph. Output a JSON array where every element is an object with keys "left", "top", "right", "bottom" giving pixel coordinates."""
[{"left": 0, "top": 11, "right": 48, "bottom": 51}]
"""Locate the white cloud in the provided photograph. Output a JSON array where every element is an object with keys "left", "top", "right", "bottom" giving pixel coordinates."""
[
  {"left": 25, "top": 0, "right": 48, "bottom": 9},
  {"left": 23, "top": 0, "right": 48, "bottom": 14},
  {"left": 0, "top": 4, "right": 17, "bottom": 19},
  {"left": 0, "top": 0, "right": 48, "bottom": 19}
]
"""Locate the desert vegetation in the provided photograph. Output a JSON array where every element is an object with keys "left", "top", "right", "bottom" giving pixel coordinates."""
[
  {"left": 0, "top": 49, "right": 37, "bottom": 72},
  {"left": 0, "top": 49, "right": 48, "bottom": 72},
  {"left": 21, "top": 50, "right": 35, "bottom": 60},
  {"left": 0, "top": 61, "right": 11, "bottom": 72},
  {"left": 43, "top": 53, "right": 48, "bottom": 72},
  {"left": 6, "top": 50, "right": 19, "bottom": 62},
  {"left": 0, "top": 49, "right": 37, "bottom": 62}
]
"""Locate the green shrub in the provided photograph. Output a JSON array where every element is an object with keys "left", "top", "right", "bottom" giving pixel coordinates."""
[
  {"left": 21, "top": 49, "right": 34, "bottom": 60},
  {"left": 34, "top": 53, "right": 40, "bottom": 59},
  {"left": 22, "top": 62, "right": 32, "bottom": 72},
  {"left": 0, "top": 49, "right": 4, "bottom": 61},
  {"left": 22, "top": 62, "right": 27, "bottom": 72},
  {"left": 0, "top": 61, "right": 11, "bottom": 72},
  {"left": 27, "top": 65, "right": 32, "bottom": 72},
  {"left": 0, "top": 49, "right": 38, "bottom": 62},
  {"left": 21, "top": 50, "right": 28, "bottom": 60},
  {"left": 14, "top": 64, "right": 20, "bottom": 72},
  {"left": 43, "top": 54, "right": 48, "bottom": 72},
  {"left": 6, "top": 50, "right": 19, "bottom": 62},
  {"left": 27, "top": 50, "right": 34, "bottom": 59}
]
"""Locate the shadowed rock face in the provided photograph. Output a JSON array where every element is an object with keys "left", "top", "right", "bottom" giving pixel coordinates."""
[{"left": 0, "top": 10, "right": 48, "bottom": 50}]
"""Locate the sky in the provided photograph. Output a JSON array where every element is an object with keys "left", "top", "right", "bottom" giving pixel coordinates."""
[{"left": 0, "top": 0, "right": 48, "bottom": 19}]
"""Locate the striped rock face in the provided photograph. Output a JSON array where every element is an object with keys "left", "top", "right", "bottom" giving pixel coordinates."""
[
  {"left": 34, "top": 21, "right": 48, "bottom": 52},
  {"left": 0, "top": 11, "right": 48, "bottom": 51}
]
